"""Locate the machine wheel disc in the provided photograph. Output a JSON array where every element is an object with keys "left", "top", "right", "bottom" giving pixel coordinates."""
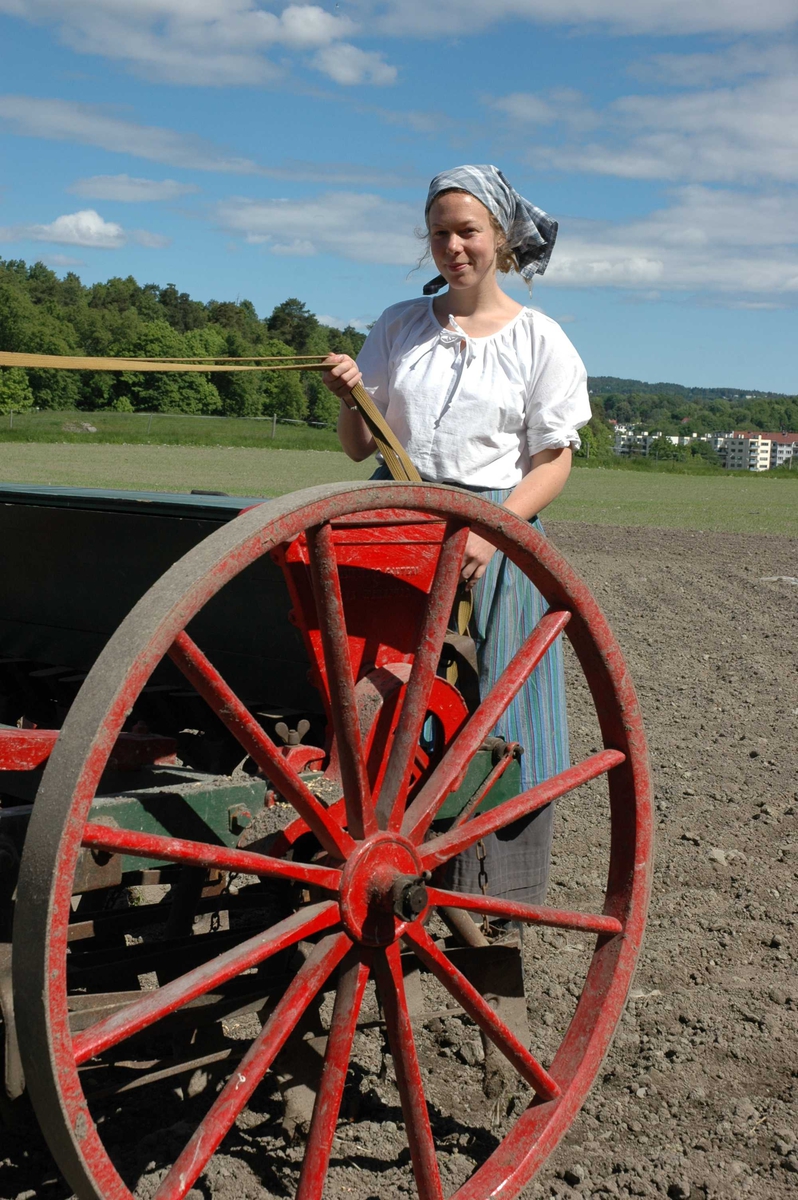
[{"left": 14, "top": 481, "right": 653, "bottom": 1200}]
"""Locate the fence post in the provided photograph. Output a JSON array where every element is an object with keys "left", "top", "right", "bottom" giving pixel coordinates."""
[
  {"left": 271, "top": 413, "right": 277, "bottom": 439},
  {"left": 8, "top": 411, "right": 13, "bottom": 430},
  {"left": 146, "top": 413, "right": 153, "bottom": 435}
]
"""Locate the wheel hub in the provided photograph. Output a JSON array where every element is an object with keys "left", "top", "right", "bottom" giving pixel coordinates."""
[{"left": 339, "top": 832, "right": 427, "bottom": 946}]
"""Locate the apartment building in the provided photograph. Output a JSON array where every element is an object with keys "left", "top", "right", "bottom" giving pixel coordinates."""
[
  {"left": 610, "top": 425, "right": 795, "bottom": 469},
  {"left": 724, "top": 434, "right": 772, "bottom": 471},
  {"left": 727, "top": 431, "right": 797, "bottom": 470},
  {"left": 613, "top": 427, "right": 707, "bottom": 457}
]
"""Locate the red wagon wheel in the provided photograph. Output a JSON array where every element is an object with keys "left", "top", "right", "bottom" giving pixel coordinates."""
[{"left": 14, "top": 481, "right": 652, "bottom": 1200}]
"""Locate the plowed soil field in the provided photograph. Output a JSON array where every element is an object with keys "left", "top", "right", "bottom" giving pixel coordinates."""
[{"left": 1, "top": 520, "right": 795, "bottom": 1200}]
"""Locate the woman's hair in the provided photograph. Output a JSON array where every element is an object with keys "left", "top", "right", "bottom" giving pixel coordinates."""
[{"left": 420, "top": 187, "right": 519, "bottom": 276}]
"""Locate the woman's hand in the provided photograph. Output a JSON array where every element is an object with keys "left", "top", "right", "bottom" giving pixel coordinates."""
[
  {"left": 322, "top": 354, "right": 361, "bottom": 401},
  {"left": 460, "top": 530, "right": 497, "bottom": 590},
  {"left": 332, "top": 354, "right": 375, "bottom": 462}
]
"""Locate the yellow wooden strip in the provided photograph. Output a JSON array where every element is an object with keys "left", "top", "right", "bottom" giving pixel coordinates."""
[
  {"left": 0, "top": 350, "right": 422, "bottom": 482},
  {"left": 0, "top": 351, "right": 308, "bottom": 373},
  {"left": 349, "top": 381, "right": 421, "bottom": 482}
]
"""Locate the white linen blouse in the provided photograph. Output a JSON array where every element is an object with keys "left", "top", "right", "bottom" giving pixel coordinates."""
[{"left": 356, "top": 297, "right": 591, "bottom": 489}]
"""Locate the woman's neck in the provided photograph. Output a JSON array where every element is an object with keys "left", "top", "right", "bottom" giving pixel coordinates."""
[{"left": 432, "top": 277, "right": 523, "bottom": 337}]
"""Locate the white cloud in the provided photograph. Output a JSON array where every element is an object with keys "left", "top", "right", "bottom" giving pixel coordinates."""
[
  {"left": 486, "top": 87, "right": 600, "bottom": 133},
  {"left": 0, "top": 2, "right": 388, "bottom": 86},
  {"left": 0, "top": 95, "right": 261, "bottom": 172},
  {"left": 3, "top": 0, "right": 796, "bottom": 92},
  {"left": 366, "top": 0, "right": 798, "bottom": 37},
  {"left": 489, "top": 92, "right": 558, "bottom": 125},
  {"left": 41, "top": 253, "right": 86, "bottom": 267},
  {"left": 277, "top": 4, "right": 355, "bottom": 48},
  {"left": 131, "top": 228, "right": 172, "bottom": 248},
  {"left": 212, "top": 182, "right": 798, "bottom": 298},
  {"left": 546, "top": 186, "right": 798, "bottom": 296},
  {"left": 0, "top": 96, "right": 406, "bottom": 183},
  {"left": 363, "top": 105, "right": 452, "bottom": 136},
  {"left": 629, "top": 42, "right": 798, "bottom": 87},
  {"left": 511, "top": 74, "right": 798, "bottom": 185},
  {"left": 256, "top": 160, "right": 416, "bottom": 185},
  {"left": 312, "top": 43, "right": 397, "bottom": 86},
  {"left": 30, "top": 210, "right": 124, "bottom": 248},
  {"left": 0, "top": 208, "right": 169, "bottom": 249},
  {"left": 69, "top": 174, "right": 200, "bottom": 201},
  {"left": 215, "top": 190, "right": 419, "bottom": 264},
  {"left": 270, "top": 238, "right": 317, "bottom": 256},
  {"left": 315, "top": 312, "right": 371, "bottom": 330}
]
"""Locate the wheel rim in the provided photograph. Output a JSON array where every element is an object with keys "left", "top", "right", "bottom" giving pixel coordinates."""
[{"left": 14, "top": 481, "right": 653, "bottom": 1200}]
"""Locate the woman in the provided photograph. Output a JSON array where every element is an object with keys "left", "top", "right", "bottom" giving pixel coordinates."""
[{"left": 323, "top": 164, "right": 590, "bottom": 907}]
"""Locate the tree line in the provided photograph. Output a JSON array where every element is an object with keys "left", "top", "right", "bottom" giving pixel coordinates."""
[
  {"left": 592, "top": 386, "right": 798, "bottom": 438},
  {"left": 1, "top": 258, "right": 794, "bottom": 437},
  {"left": 0, "top": 259, "right": 366, "bottom": 423}
]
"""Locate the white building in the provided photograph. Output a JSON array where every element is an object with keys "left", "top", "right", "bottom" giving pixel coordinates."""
[
  {"left": 724, "top": 431, "right": 798, "bottom": 470},
  {"left": 771, "top": 442, "right": 795, "bottom": 467},
  {"left": 613, "top": 428, "right": 714, "bottom": 457},
  {"left": 724, "top": 434, "right": 772, "bottom": 471},
  {"left": 710, "top": 432, "right": 732, "bottom": 454}
]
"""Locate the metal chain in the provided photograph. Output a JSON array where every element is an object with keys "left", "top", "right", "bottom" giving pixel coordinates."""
[{"left": 475, "top": 839, "right": 491, "bottom": 936}]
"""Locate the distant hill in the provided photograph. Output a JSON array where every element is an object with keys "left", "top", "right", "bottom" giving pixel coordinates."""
[{"left": 588, "top": 377, "right": 788, "bottom": 402}]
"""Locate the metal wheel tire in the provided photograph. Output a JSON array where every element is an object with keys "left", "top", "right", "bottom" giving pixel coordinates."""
[{"left": 14, "top": 481, "right": 653, "bottom": 1200}]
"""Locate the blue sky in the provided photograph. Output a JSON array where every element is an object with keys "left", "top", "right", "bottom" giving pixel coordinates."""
[{"left": 0, "top": 1, "right": 796, "bottom": 392}]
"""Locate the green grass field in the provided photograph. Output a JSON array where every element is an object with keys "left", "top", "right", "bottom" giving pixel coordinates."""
[
  {"left": 0, "top": 408, "right": 341, "bottom": 452},
  {"left": 0, "top": 443, "right": 374, "bottom": 496},
  {"left": 546, "top": 467, "right": 795, "bottom": 535},
  {"left": 1, "top": 443, "right": 794, "bottom": 534}
]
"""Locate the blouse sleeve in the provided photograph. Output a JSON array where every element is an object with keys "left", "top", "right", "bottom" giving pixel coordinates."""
[
  {"left": 355, "top": 309, "right": 392, "bottom": 415},
  {"left": 524, "top": 318, "right": 592, "bottom": 458}
]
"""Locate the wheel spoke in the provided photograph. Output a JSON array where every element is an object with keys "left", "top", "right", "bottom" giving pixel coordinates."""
[
  {"left": 403, "top": 924, "right": 560, "bottom": 1102},
  {"left": 402, "top": 609, "right": 572, "bottom": 843},
  {"left": 296, "top": 952, "right": 372, "bottom": 1200},
  {"left": 73, "top": 901, "right": 340, "bottom": 1065},
  {"left": 426, "top": 887, "right": 623, "bottom": 937},
  {"left": 306, "top": 523, "right": 375, "bottom": 839},
  {"left": 81, "top": 823, "right": 342, "bottom": 891},
  {"left": 374, "top": 943, "right": 444, "bottom": 1200},
  {"left": 377, "top": 522, "right": 469, "bottom": 831},
  {"left": 154, "top": 930, "right": 351, "bottom": 1200},
  {"left": 169, "top": 631, "right": 353, "bottom": 860},
  {"left": 420, "top": 749, "right": 625, "bottom": 872}
]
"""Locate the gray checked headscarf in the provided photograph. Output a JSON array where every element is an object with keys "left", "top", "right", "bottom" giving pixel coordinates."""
[{"left": 423, "top": 164, "right": 558, "bottom": 295}]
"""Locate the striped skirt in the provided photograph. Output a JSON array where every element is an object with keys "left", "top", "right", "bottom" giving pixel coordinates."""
[
  {"left": 369, "top": 470, "right": 570, "bottom": 906},
  {"left": 444, "top": 488, "right": 569, "bottom": 906}
]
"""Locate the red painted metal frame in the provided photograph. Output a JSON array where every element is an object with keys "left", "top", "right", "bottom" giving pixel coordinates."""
[
  {"left": 0, "top": 728, "right": 176, "bottom": 772},
  {"left": 296, "top": 951, "right": 372, "bottom": 1200},
  {"left": 72, "top": 901, "right": 340, "bottom": 1066},
  {"left": 356, "top": 663, "right": 469, "bottom": 800},
  {"left": 13, "top": 481, "right": 653, "bottom": 1200},
  {"left": 401, "top": 607, "right": 573, "bottom": 843},
  {"left": 80, "top": 823, "right": 342, "bottom": 891}
]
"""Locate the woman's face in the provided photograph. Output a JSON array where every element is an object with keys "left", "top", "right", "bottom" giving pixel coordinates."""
[{"left": 427, "top": 192, "right": 503, "bottom": 291}]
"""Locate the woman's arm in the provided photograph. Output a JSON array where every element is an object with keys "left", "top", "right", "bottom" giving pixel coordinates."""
[
  {"left": 322, "top": 354, "right": 377, "bottom": 462},
  {"left": 502, "top": 445, "right": 573, "bottom": 520},
  {"left": 460, "top": 446, "right": 572, "bottom": 588}
]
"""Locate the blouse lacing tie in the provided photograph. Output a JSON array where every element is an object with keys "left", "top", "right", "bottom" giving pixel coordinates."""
[
  {"left": 437, "top": 315, "right": 479, "bottom": 366},
  {"left": 432, "top": 315, "right": 478, "bottom": 427}
]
